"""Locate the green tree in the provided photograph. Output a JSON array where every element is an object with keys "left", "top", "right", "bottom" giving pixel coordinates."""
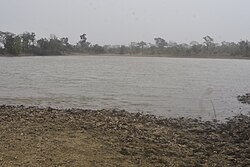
[
  {"left": 138, "top": 41, "right": 147, "bottom": 54},
  {"left": 203, "top": 36, "right": 215, "bottom": 55},
  {"left": 154, "top": 37, "right": 167, "bottom": 48},
  {"left": 3, "top": 33, "right": 21, "bottom": 55},
  {"left": 190, "top": 41, "right": 202, "bottom": 54},
  {"left": 77, "top": 33, "right": 90, "bottom": 52},
  {"left": 138, "top": 41, "right": 147, "bottom": 49},
  {"left": 154, "top": 37, "right": 167, "bottom": 54},
  {"left": 238, "top": 40, "right": 250, "bottom": 57},
  {"left": 37, "top": 38, "right": 49, "bottom": 50},
  {"left": 35, "top": 38, "right": 50, "bottom": 55},
  {"left": 48, "top": 34, "right": 64, "bottom": 54},
  {"left": 0, "top": 31, "right": 14, "bottom": 49},
  {"left": 92, "top": 44, "right": 105, "bottom": 54},
  {"left": 79, "top": 34, "right": 87, "bottom": 47},
  {"left": 129, "top": 42, "right": 140, "bottom": 54},
  {"left": 60, "top": 37, "right": 69, "bottom": 46},
  {"left": 0, "top": 31, "right": 5, "bottom": 47},
  {"left": 119, "top": 45, "right": 126, "bottom": 54},
  {"left": 21, "top": 32, "right": 36, "bottom": 53},
  {"left": 203, "top": 36, "right": 214, "bottom": 47}
]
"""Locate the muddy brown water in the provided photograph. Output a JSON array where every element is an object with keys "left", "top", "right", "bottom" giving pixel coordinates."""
[{"left": 0, "top": 55, "right": 250, "bottom": 120}]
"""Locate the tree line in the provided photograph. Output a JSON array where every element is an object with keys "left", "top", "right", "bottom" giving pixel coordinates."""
[{"left": 0, "top": 30, "right": 250, "bottom": 57}]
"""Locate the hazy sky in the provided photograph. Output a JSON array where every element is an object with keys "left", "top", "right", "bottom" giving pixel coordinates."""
[{"left": 1, "top": 0, "right": 250, "bottom": 45}]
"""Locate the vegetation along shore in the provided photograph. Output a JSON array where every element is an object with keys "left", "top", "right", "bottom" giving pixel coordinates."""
[
  {"left": 0, "top": 105, "right": 249, "bottom": 166},
  {"left": 1, "top": 31, "right": 250, "bottom": 58}
]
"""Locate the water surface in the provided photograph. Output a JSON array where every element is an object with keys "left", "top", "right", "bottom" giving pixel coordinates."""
[{"left": 0, "top": 55, "right": 250, "bottom": 120}]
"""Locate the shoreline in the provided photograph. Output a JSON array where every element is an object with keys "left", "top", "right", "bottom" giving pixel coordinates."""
[
  {"left": 1, "top": 53, "right": 250, "bottom": 60},
  {"left": 0, "top": 105, "right": 249, "bottom": 166}
]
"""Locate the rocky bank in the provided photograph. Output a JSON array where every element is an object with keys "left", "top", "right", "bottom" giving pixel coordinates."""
[{"left": 0, "top": 105, "right": 249, "bottom": 167}]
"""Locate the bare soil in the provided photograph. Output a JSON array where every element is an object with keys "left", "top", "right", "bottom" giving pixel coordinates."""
[{"left": 0, "top": 105, "right": 249, "bottom": 167}]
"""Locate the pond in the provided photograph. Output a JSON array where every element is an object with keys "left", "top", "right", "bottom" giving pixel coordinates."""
[{"left": 0, "top": 55, "right": 250, "bottom": 120}]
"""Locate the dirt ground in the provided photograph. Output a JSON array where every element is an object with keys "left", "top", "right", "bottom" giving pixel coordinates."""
[{"left": 0, "top": 105, "right": 249, "bottom": 167}]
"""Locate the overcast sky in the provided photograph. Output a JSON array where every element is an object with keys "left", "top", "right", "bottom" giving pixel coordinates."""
[{"left": 1, "top": 0, "right": 250, "bottom": 45}]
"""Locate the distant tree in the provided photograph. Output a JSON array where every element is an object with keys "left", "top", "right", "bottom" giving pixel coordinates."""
[
  {"left": 148, "top": 43, "right": 157, "bottom": 54},
  {"left": 168, "top": 41, "right": 178, "bottom": 47},
  {"left": 203, "top": 36, "right": 215, "bottom": 55},
  {"left": 0, "top": 31, "right": 14, "bottom": 48},
  {"left": 60, "top": 37, "right": 69, "bottom": 46},
  {"left": 238, "top": 40, "right": 250, "bottom": 57},
  {"left": 0, "top": 46, "right": 3, "bottom": 54},
  {"left": 154, "top": 37, "right": 167, "bottom": 54},
  {"left": 4, "top": 34, "right": 22, "bottom": 55},
  {"left": 21, "top": 32, "right": 36, "bottom": 53},
  {"left": 92, "top": 44, "right": 105, "bottom": 54},
  {"left": 48, "top": 34, "right": 64, "bottom": 54},
  {"left": 138, "top": 41, "right": 147, "bottom": 54},
  {"left": 129, "top": 42, "right": 140, "bottom": 54},
  {"left": 37, "top": 38, "right": 49, "bottom": 50},
  {"left": 0, "top": 31, "right": 6, "bottom": 53},
  {"left": 218, "top": 41, "right": 236, "bottom": 56},
  {"left": 35, "top": 36, "right": 63, "bottom": 55},
  {"left": 79, "top": 34, "right": 87, "bottom": 46},
  {"left": 2, "top": 29, "right": 250, "bottom": 58},
  {"left": 190, "top": 41, "right": 199, "bottom": 46},
  {"left": 190, "top": 41, "right": 202, "bottom": 54},
  {"left": 154, "top": 37, "right": 167, "bottom": 49},
  {"left": 138, "top": 41, "right": 147, "bottom": 49},
  {"left": 0, "top": 31, "right": 5, "bottom": 47},
  {"left": 60, "top": 37, "right": 74, "bottom": 52},
  {"left": 80, "top": 34, "right": 87, "bottom": 42},
  {"left": 119, "top": 45, "right": 126, "bottom": 54},
  {"left": 77, "top": 33, "right": 90, "bottom": 52},
  {"left": 203, "top": 36, "right": 214, "bottom": 47},
  {"left": 35, "top": 38, "right": 50, "bottom": 55},
  {"left": 4, "top": 34, "right": 15, "bottom": 53},
  {"left": 13, "top": 36, "right": 22, "bottom": 55}
]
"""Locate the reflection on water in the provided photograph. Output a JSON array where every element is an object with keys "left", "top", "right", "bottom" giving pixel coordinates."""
[{"left": 0, "top": 55, "right": 250, "bottom": 120}]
